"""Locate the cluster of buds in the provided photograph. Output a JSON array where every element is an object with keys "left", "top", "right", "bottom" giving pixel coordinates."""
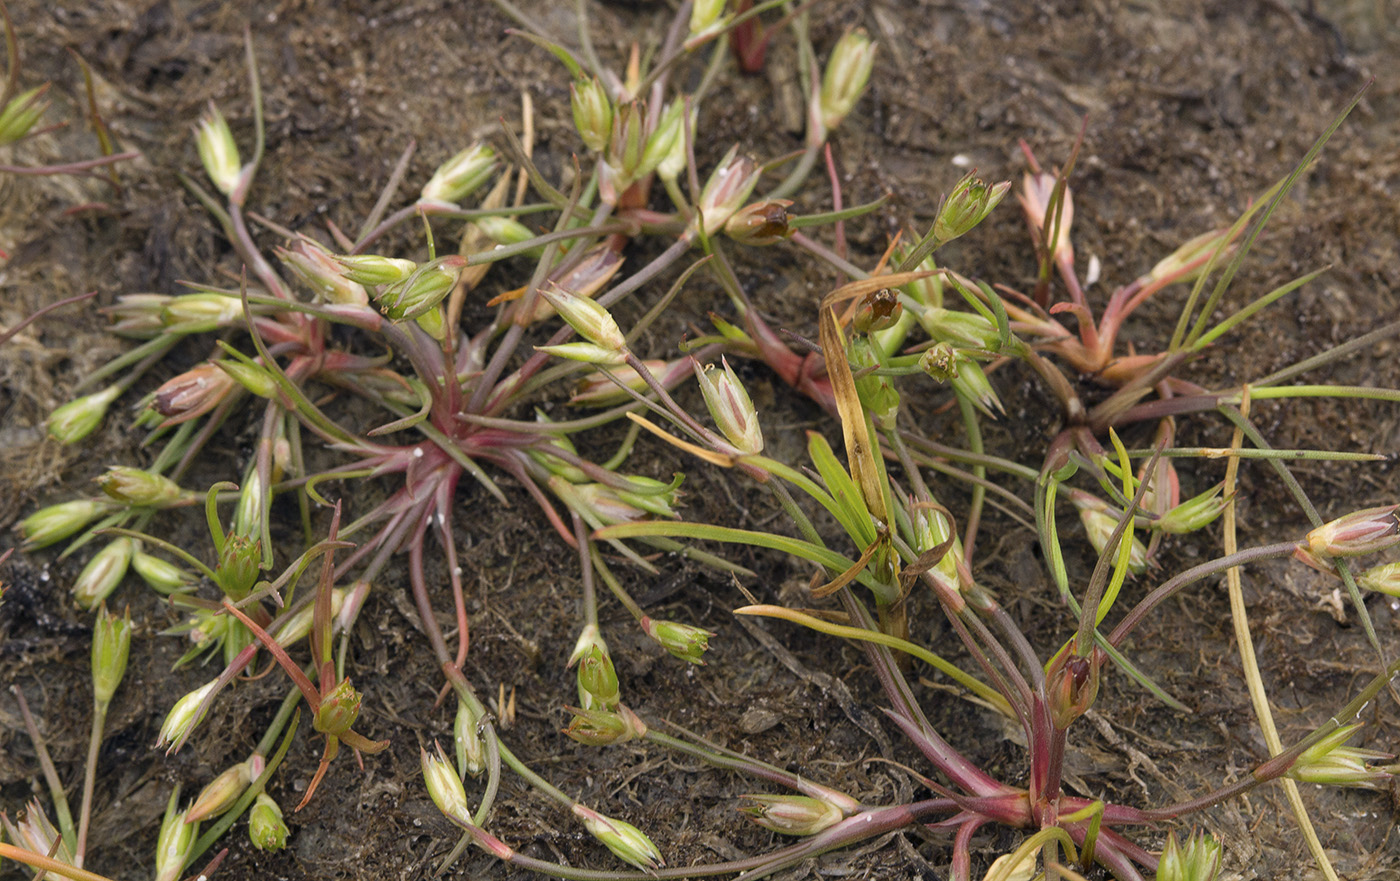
[
  {"left": 1286, "top": 724, "right": 1395, "bottom": 790},
  {"left": 599, "top": 99, "right": 683, "bottom": 204},
  {"left": 739, "top": 793, "right": 846, "bottom": 836},
  {"left": 571, "top": 804, "right": 664, "bottom": 871},
  {"left": 1068, "top": 490, "right": 1148, "bottom": 575}
]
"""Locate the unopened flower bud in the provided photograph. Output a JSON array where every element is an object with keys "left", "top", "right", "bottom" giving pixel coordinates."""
[
  {"left": 656, "top": 105, "right": 697, "bottom": 183},
  {"left": 105, "top": 293, "right": 172, "bottom": 337},
  {"left": 539, "top": 284, "right": 627, "bottom": 352},
  {"left": 571, "top": 78, "right": 613, "bottom": 153},
  {"left": 97, "top": 466, "right": 186, "bottom": 508},
  {"left": 92, "top": 603, "right": 132, "bottom": 706},
  {"left": 983, "top": 852, "right": 1037, "bottom": 881},
  {"left": 1069, "top": 491, "right": 1147, "bottom": 575},
  {"left": 376, "top": 258, "right": 465, "bottom": 321},
  {"left": 1148, "top": 227, "right": 1235, "bottom": 287},
  {"left": 816, "top": 30, "right": 876, "bottom": 134},
  {"left": 1305, "top": 505, "right": 1400, "bottom": 559},
  {"left": 248, "top": 793, "right": 288, "bottom": 851},
  {"left": 690, "top": 0, "right": 729, "bottom": 37},
  {"left": 18, "top": 499, "right": 107, "bottom": 549},
  {"left": 640, "top": 101, "right": 684, "bottom": 181},
  {"left": 48, "top": 385, "right": 121, "bottom": 443},
  {"left": 132, "top": 551, "right": 193, "bottom": 594},
  {"left": 271, "top": 588, "right": 346, "bottom": 648},
  {"left": 852, "top": 289, "right": 903, "bottom": 335},
  {"left": 422, "top": 742, "right": 471, "bottom": 822},
  {"left": 724, "top": 199, "right": 793, "bottom": 246},
  {"left": 157, "top": 679, "right": 219, "bottom": 752},
  {"left": 536, "top": 341, "right": 627, "bottom": 366},
  {"left": 338, "top": 254, "right": 417, "bottom": 286},
  {"left": 0, "top": 84, "right": 49, "bottom": 146},
  {"left": 600, "top": 101, "right": 646, "bottom": 203},
  {"left": 474, "top": 216, "right": 539, "bottom": 254},
  {"left": 1359, "top": 562, "right": 1400, "bottom": 597},
  {"left": 194, "top": 102, "right": 244, "bottom": 197},
  {"left": 154, "top": 792, "right": 198, "bottom": 881},
  {"left": 214, "top": 358, "right": 279, "bottom": 400},
  {"left": 1154, "top": 484, "right": 1229, "bottom": 535},
  {"left": 313, "top": 678, "right": 363, "bottom": 737},
  {"left": 1018, "top": 171, "right": 1074, "bottom": 265},
  {"left": 1156, "top": 830, "right": 1222, "bottom": 881},
  {"left": 695, "top": 357, "right": 763, "bottom": 455},
  {"left": 10, "top": 800, "right": 74, "bottom": 867},
  {"left": 420, "top": 143, "right": 496, "bottom": 205},
  {"left": 454, "top": 697, "right": 486, "bottom": 778},
  {"left": 73, "top": 537, "right": 135, "bottom": 609},
  {"left": 697, "top": 147, "right": 761, "bottom": 236},
  {"left": 279, "top": 239, "right": 369, "bottom": 305},
  {"left": 153, "top": 363, "right": 237, "bottom": 424},
  {"left": 571, "top": 360, "right": 662, "bottom": 407},
  {"left": 161, "top": 293, "right": 245, "bottom": 333},
  {"left": 576, "top": 644, "right": 620, "bottom": 711},
  {"left": 572, "top": 805, "right": 664, "bottom": 871},
  {"left": 187, "top": 757, "right": 259, "bottom": 823},
  {"left": 563, "top": 704, "right": 647, "bottom": 746},
  {"left": 922, "top": 307, "right": 999, "bottom": 351},
  {"left": 1287, "top": 723, "right": 1394, "bottom": 790},
  {"left": 641, "top": 616, "right": 713, "bottom": 665},
  {"left": 933, "top": 173, "right": 1011, "bottom": 244},
  {"left": 739, "top": 794, "right": 844, "bottom": 836},
  {"left": 949, "top": 357, "right": 1004, "bottom": 417}
]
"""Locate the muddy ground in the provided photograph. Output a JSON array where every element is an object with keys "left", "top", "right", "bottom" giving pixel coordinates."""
[{"left": 2, "top": 1, "right": 1399, "bottom": 879}]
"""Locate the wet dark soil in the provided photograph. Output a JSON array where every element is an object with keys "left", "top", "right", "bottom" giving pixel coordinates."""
[{"left": 2, "top": 2, "right": 1399, "bottom": 880}]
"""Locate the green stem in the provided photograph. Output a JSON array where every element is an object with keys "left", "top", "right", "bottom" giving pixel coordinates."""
[{"left": 74, "top": 700, "right": 107, "bottom": 868}]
